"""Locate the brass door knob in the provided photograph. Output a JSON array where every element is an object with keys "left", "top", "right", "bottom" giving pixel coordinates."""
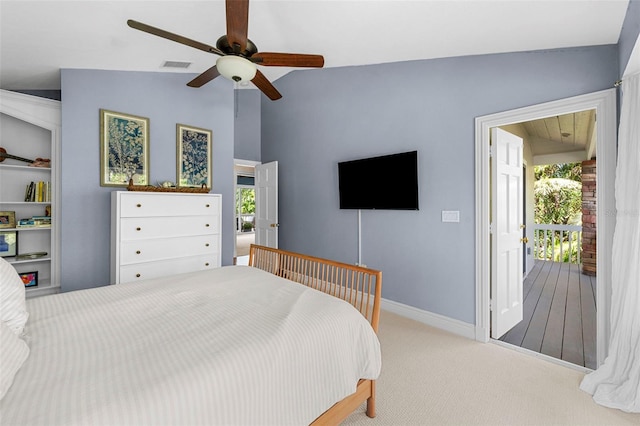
[
  {"left": 520, "top": 237, "right": 529, "bottom": 244},
  {"left": 270, "top": 223, "right": 280, "bottom": 228}
]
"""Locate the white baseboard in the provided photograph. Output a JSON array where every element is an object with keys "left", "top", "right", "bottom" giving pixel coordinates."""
[{"left": 381, "top": 298, "right": 475, "bottom": 339}]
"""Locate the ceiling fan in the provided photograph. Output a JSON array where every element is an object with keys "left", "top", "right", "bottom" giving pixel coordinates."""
[{"left": 127, "top": 0, "right": 324, "bottom": 100}]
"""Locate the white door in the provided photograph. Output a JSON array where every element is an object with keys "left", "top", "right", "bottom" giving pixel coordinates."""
[
  {"left": 491, "top": 128, "right": 524, "bottom": 338},
  {"left": 255, "top": 161, "right": 278, "bottom": 248}
]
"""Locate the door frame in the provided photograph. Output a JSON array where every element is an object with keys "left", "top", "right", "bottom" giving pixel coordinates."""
[{"left": 474, "top": 89, "right": 617, "bottom": 367}]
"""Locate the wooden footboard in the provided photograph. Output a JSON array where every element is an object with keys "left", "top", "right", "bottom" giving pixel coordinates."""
[
  {"left": 248, "top": 244, "right": 382, "bottom": 424},
  {"left": 248, "top": 244, "right": 382, "bottom": 332}
]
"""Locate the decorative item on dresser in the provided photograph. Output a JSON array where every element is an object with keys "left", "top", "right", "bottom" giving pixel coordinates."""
[
  {"left": 126, "top": 178, "right": 209, "bottom": 193},
  {"left": 110, "top": 191, "right": 222, "bottom": 284}
]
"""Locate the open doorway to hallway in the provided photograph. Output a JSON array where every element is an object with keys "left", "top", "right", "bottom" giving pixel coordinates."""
[{"left": 234, "top": 161, "right": 257, "bottom": 265}]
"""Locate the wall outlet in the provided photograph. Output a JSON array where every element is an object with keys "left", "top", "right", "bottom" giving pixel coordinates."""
[{"left": 442, "top": 210, "right": 460, "bottom": 222}]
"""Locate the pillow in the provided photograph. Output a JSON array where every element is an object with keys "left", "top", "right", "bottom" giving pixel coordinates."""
[
  {"left": 0, "top": 320, "right": 29, "bottom": 400},
  {"left": 0, "top": 257, "right": 29, "bottom": 336}
]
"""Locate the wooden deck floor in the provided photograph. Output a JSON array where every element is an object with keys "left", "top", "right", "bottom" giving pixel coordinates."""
[{"left": 498, "top": 260, "right": 597, "bottom": 369}]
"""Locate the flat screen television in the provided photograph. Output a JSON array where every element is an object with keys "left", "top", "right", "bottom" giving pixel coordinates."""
[{"left": 338, "top": 150, "right": 419, "bottom": 210}]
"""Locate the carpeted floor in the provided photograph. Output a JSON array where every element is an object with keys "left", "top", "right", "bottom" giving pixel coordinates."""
[{"left": 342, "top": 311, "right": 639, "bottom": 425}]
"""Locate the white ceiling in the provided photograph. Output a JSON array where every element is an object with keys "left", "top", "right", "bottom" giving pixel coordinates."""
[{"left": 0, "top": 0, "right": 631, "bottom": 91}]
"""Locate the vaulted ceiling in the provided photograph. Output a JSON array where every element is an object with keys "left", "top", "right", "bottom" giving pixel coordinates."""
[{"left": 0, "top": 1, "right": 630, "bottom": 91}]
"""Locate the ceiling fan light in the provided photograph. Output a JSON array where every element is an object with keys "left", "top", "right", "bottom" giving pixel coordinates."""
[{"left": 216, "top": 55, "right": 257, "bottom": 83}]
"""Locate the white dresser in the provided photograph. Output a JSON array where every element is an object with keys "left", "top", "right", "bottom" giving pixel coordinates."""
[{"left": 110, "top": 191, "right": 222, "bottom": 284}]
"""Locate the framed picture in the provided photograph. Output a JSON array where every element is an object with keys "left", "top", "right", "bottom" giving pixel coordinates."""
[
  {"left": 0, "top": 231, "right": 18, "bottom": 257},
  {"left": 19, "top": 271, "right": 38, "bottom": 287},
  {"left": 176, "top": 123, "right": 212, "bottom": 188},
  {"left": 100, "top": 109, "right": 150, "bottom": 187},
  {"left": 0, "top": 211, "right": 16, "bottom": 229}
]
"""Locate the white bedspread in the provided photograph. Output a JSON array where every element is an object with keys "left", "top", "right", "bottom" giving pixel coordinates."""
[{"left": 1, "top": 266, "right": 381, "bottom": 425}]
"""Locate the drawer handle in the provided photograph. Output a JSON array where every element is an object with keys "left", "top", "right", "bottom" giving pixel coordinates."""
[
  {"left": 205, "top": 243, "right": 209, "bottom": 247},
  {"left": 136, "top": 227, "right": 141, "bottom": 231},
  {"left": 136, "top": 204, "right": 142, "bottom": 208},
  {"left": 205, "top": 262, "right": 210, "bottom": 266},
  {"left": 136, "top": 273, "right": 141, "bottom": 278},
  {"left": 136, "top": 250, "right": 141, "bottom": 254},
  {"left": 206, "top": 204, "right": 210, "bottom": 208},
  {"left": 205, "top": 223, "right": 210, "bottom": 227}
]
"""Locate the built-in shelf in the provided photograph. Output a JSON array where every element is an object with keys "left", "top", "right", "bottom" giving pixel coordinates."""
[
  {"left": 0, "top": 164, "right": 51, "bottom": 172},
  {"left": 3, "top": 227, "right": 52, "bottom": 232},
  {"left": 3, "top": 256, "right": 51, "bottom": 265},
  {"left": 1, "top": 89, "right": 61, "bottom": 298}
]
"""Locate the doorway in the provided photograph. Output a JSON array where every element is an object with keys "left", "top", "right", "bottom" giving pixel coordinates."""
[
  {"left": 234, "top": 160, "right": 258, "bottom": 265},
  {"left": 475, "top": 89, "right": 617, "bottom": 369},
  {"left": 493, "top": 125, "right": 596, "bottom": 368}
]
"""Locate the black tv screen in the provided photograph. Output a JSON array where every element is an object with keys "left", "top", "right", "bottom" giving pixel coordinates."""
[{"left": 338, "top": 151, "right": 419, "bottom": 210}]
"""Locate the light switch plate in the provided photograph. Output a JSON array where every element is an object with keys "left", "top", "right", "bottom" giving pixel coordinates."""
[{"left": 442, "top": 210, "right": 460, "bottom": 223}]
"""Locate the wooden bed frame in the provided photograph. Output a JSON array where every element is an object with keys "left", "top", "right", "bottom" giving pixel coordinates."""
[{"left": 248, "top": 244, "right": 382, "bottom": 425}]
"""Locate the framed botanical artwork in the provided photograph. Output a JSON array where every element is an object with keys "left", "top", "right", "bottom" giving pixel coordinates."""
[
  {"left": 19, "top": 271, "right": 38, "bottom": 287},
  {"left": 0, "top": 231, "right": 18, "bottom": 257},
  {"left": 100, "top": 109, "right": 150, "bottom": 187},
  {"left": 0, "top": 211, "right": 16, "bottom": 229},
  {"left": 176, "top": 123, "right": 212, "bottom": 188}
]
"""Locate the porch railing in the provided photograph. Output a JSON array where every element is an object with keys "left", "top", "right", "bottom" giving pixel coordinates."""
[{"left": 532, "top": 224, "right": 582, "bottom": 264}]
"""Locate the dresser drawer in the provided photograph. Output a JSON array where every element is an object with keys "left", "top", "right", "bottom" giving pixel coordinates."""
[
  {"left": 119, "top": 235, "right": 219, "bottom": 264},
  {"left": 119, "top": 193, "right": 220, "bottom": 217},
  {"left": 118, "top": 255, "right": 218, "bottom": 283},
  {"left": 120, "top": 216, "right": 219, "bottom": 240}
]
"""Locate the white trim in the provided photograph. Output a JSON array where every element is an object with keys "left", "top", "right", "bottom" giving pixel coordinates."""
[
  {"left": 474, "top": 89, "right": 617, "bottom": 367},
  {"left": 381, "top": 298, "right": 475, "bottom": 339},
  {"left": 234, "top": 159, "right": 261, "bottom": 168}
]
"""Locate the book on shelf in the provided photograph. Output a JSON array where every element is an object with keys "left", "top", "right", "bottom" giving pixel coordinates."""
[{"left": 24, "top": 181, "right": 51, "bottom": 202}]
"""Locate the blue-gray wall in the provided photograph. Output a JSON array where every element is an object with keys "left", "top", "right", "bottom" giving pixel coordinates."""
[
  {"left": 234, "top": 89, "right": 261, "bottom": 162},
  {"left": 60, "top": 69, "right": 235, "bottom": 292},
  {"left": 619, "top": 0, "right": 640, "bottom": 74},
  {"left": 261, "top": 45, "right": 619, "bottom": 325}
]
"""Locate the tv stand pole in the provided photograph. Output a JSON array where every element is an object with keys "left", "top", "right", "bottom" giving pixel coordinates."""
[{"left": 357, "top": 209, "right": 362, "bottom": 266}]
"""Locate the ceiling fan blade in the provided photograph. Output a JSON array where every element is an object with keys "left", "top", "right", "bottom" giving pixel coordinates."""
[
  {"left": 187, "top": 65, "right": 221, "bottom": 88},
  {"left": 251, "top": 70, "right": 282, "bottom": 101},
  {"left": 226, "top": 0, "right": 249, "bottom": 53},
  {"left": 251, "top": 52, "right": 324, "bottom": 68},
  {"left": 127, "top": 19, "right": 224, "bottom": 56}
]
